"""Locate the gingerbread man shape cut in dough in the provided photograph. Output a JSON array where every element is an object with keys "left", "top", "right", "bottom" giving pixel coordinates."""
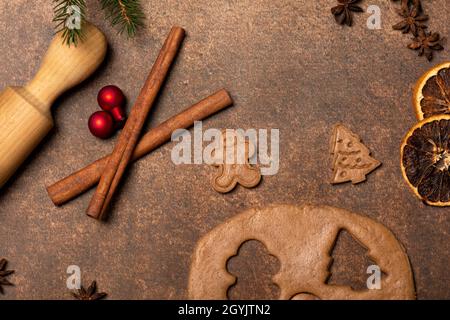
[
  {"left": 210, "top": 130, "right": 261, "bottom": 193},
  {"left": 188, "top": 205, "right": 415, "bottom": 300}
]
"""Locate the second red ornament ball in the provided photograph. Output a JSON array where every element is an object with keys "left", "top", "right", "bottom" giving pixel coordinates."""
[{"left": 88, "top": 111, "right": 116, "bottom": 139}]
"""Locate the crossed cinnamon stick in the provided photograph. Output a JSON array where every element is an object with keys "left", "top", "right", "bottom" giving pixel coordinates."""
[
  {"left": 46, "top": 26, "right": 233, "bottom": 220},
  {"left": 86, "top": 27, "right": 186, "bottom": 220}
]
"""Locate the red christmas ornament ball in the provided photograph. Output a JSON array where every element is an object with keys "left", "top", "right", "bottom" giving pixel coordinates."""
[
  {"left": 97, "top": 85, "right": 125, "bottom": 109},
  {"left": 97, "top": 85, "right": 126, "bottom": 123},
  {"left": 88, "top": 111, "right": 116, "bottom": 139}
]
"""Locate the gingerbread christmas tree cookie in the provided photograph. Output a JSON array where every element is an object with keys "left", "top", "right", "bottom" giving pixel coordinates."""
[{"left": 330, "top": 124, "right": 381, "bottom": 185}]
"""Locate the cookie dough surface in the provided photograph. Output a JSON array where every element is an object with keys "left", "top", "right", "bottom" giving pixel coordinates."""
[{"left": 189, "top": 205, "right": 415, "bottom": 300}]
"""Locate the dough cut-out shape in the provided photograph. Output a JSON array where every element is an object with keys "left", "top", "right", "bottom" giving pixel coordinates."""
[
  {"left": 210, "top": 130, "right": 261, "bottom": 193},
  {"left": 330, "top": 124, "right": 381, "bottom": 184},
  {"left": 188, "top": 205, "right": 415, "bottom": 300}
]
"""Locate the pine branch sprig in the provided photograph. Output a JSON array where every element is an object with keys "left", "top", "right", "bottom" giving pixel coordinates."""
[
  {"left": 53, "top": 0, "right": 87, "bottom": 46},
  {"left": 100, "top": 0, "right": 145, "bottom": 37}
]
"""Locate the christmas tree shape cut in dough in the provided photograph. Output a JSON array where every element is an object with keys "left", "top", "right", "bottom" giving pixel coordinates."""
[
  {"left": 327, "top": 229, "right": 379, "bottom": 291},
  {"left": 330, "top": 124, "right": 381, "bottom": 185}
]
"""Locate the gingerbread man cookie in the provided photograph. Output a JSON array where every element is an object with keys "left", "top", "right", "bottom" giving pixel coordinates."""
[
  {"left": 210, "top": 130, "right": 261, "bottom": 193},
  {"left": 188, "top": 205, "right": 415, "bottom": 300}
]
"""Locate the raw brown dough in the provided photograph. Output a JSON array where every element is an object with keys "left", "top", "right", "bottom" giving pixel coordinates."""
[
  {"left": 188, "top": 205, "right": 415, "bottom": 300},
  {"left": 211, "top": 130, "right": 261, "bottom": 193},
  {"left": 330, "top": 124, "right": 381, "bottom": 184}
]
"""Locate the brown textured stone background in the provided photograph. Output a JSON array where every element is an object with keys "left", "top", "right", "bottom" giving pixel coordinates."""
[{"left": 0, "top": 0, "right": 449, "bottom": 300}]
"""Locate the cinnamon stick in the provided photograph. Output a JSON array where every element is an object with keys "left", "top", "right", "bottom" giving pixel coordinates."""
[
  {"left": 46, "top": 90, "right": 233, "bottom": 206},
  {"left": 86, "top": 26, "right": 185, "bottom": 220}
]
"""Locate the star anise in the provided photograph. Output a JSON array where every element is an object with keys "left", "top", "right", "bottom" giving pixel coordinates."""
[
  {"left": 331, "top": 0, "right": 364, "bottom": 27},
  {"left": 0, "top": 258, "right": 14, "bottom": 295},
  {"left": 392, "top": 4, "right": 428, "bottom": 36},
  {"left": 408, "top": 29, "right": 444, "bottom": 61},
  {"left": 72, "top": 281, "right": 107, "bottom": 300}
]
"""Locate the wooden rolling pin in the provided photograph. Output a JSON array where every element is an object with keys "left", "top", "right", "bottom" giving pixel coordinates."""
[{"left": 0, "top": 22, "right": 107, "bottom": 188}]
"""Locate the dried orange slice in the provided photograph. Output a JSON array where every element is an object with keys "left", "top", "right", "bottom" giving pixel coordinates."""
[
  {"left": 401, "top": 115, "right": 450, "bottom": 206},
  {"left": 413, "top": 62, "right": 450, "bottom": 120}
]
